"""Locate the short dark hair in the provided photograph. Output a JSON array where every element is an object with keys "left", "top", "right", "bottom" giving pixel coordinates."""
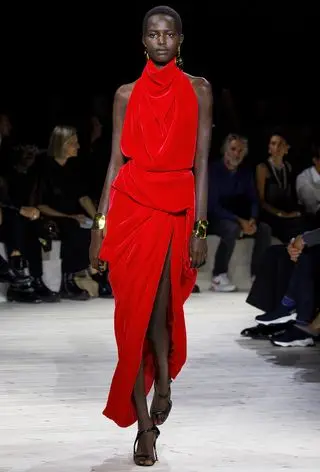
[
  {"left": 270, "top": 128, "right": 290, "bottom": 144},
  {"left": 142, "top": 5, "right": 182, "bottom": 35}
]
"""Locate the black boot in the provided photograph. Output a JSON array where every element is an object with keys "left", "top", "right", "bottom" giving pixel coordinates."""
[
  {"left": 32, "top": 277, "right": 60, "bottom": 303},
  {"left": 6, "top": 256, "right": 42, "bottom": 303},
  {"left": 92, "top": 270, "right": 113, "bottom": 298},
  {"left": 60, "top": 273, "right": 90, "bottom": 301}
]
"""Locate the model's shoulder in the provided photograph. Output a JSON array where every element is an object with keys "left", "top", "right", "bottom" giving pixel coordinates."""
[
  {"left": 185, "top": 73, "right": 212, "bottom": 96},
  {"left": 114, "top": 82, "right": 137, "bottom": 104}
]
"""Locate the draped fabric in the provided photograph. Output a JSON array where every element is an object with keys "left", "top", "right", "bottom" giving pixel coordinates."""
[{"left": 99, "top": 59, "right": 199, "bottom": 427}]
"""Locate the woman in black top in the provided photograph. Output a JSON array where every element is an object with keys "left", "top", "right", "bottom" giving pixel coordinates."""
[
  {"left": 256, "top": 133, "right": 306, "bottom": 243},
  {"left": 38, "top": 126, "right": 97, "bottom": 300}
]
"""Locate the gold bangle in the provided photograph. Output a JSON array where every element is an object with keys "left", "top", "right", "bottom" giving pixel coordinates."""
[
  {"left": 193, "top": 219, "right": 209, "bottom": 239},
  {"left": 92, "top": 212, "right": 106, "bottom": 230}
]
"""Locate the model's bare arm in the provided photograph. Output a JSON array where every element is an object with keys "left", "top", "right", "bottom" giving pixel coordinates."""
[
  {"left": 189, "top": 77, "right": 213, "bottom": 268},
  {"left": 89, "top": 83, "right": 133, "bottom": 269},
  {"left": 97, "top": 84, "right": 133, "bottom": 215}
]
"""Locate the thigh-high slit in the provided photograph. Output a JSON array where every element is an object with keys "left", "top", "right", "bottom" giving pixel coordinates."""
[
  {"left": 147, "top": 241, "right": 172, "bottom": 390},
  {"left": 132, "top": 242, "right": 172, "bottom": 429}
]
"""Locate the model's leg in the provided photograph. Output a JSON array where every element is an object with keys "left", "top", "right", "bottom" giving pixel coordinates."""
[
  {"left": 131, "top": 243, "right": 172, "bottom": 463},
  {"left": 148, "top": 243, "right": 172, "bottom": 425},
  {"left": 132, "top": 362, "right": 157, "bottom": 466}
]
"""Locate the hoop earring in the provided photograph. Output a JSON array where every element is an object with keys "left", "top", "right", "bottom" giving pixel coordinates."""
[
  {"left": 176, "top": 46, "right": 183, "bottom": 69},
  {"left": 144, "top": 49, "right": 150, "bottom": 61}
]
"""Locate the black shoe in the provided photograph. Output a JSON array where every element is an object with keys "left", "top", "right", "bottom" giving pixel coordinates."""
[
  {"left": 241, "top": 323, "right": 289, "bottom": 340},
  {"left": 255, "top": 308, "right": 297, "bottom": 326},
  {"left": 32, "top": 277, "right": 60, "bottom": 303},
  {"left": 60, "top": 273, "right": 90, "bottom": 301},
  {"left": 7, "top": 285, "right": 42, "bottom": 303},
  {"left": 92, "top": 271, "right": 113, "bottom": 298},
  {"left": 151, "top": 380, "right": 172, "bottom": 426},
  {"left": 192, "top": 284, "right": 200, "bottom": 293},
  {"left": 271, "top": 325, "right": 315, "bottom": 347},
  {"left": 6, "top": 256, "right": 42, "bottom": 303},
  {"left": 133, "top": 425, "right": 160, "bottom": 467}
]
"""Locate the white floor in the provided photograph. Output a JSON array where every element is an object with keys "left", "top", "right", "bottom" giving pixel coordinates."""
[{"left": 1, "top": 288, "right": 320, "bottom": 472}]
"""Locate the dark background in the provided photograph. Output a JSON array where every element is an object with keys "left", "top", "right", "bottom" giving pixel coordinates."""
[{"left": 1, "top": 2, "right": 319, "bottom": 151}]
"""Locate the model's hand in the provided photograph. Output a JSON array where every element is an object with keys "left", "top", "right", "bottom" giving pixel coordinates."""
[
  {"left": 90, "top": 228, "right": 105, "bottom": 271},
  {"left": 190, "top": 236, "right": 207, "bottom": 269}
]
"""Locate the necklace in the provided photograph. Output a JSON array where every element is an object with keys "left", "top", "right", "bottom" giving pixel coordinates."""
[{"left": 268, "top": 157, "right": 287, "bottom": 189}]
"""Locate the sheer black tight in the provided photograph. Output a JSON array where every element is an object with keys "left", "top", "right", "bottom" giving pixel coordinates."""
[{"left": 133, "top": 243, "right": 171, "bottom": 432}]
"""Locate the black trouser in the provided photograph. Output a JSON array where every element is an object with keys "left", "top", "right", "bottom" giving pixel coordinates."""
[
  {"left": 211, "top": 219, "right": 272, "bottom": 277},
  {"left": 285, "top": 246, "right": 320, "bottom": 325},
  {"left": 247, "top": 244, "right": 320, "bottom": 325},
  {"left": 54, "top": 218, "right": 90, "bottom": 274},
  {"left": 0, "top": 210, "right": 90, "bottom": 276},
  {"left": 0, "top": 208, "right": 43, "bottom": 277}
]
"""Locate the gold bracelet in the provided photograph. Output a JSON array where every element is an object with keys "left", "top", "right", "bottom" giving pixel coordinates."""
[
  {"left": 193, "top": 219, "right": 209, "bottom": 239},
  {"left": 91, "top": 212, "right": 106, "bottom": 230}
]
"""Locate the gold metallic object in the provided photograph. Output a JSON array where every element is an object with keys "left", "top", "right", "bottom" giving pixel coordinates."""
[
  {"left": 176, "top": 46, "right": 183, "bottom": 69},
  {"left": 92, "top": 213, "right": 105, "bottom": 230},
  {"left": 193, "top": 219, "right": 208, "bottom": 239}
]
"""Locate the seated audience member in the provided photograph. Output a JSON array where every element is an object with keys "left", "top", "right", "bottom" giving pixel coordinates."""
[
  {"left": 2, "top": 144, "right": 59, "bottom": 302},
  {"left": 37, "top": 125, "right": 111, "bottom": 300},
  {"left": 296, "top": 142, "right": 320, "bottom": 226},
  {"left": 0, "top": 174, "right": 43, "bottom": 303},
  {"left": 208, "top": 133, "right": 271, "bottom": 292},
  {"left": 256, "top": 132, "right": 306, "bottom": 243},
  {"left": 242, "top": 228, "right": 320, "bottom": 347}
]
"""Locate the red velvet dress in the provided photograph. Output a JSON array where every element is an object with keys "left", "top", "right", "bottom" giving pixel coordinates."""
[{"left": 99, "top": 59, "right": 198, "bottom": 427}]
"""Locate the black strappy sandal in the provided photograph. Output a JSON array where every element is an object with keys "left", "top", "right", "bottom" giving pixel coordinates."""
[
  {"left": 133, "top": 425, "right": 160, "bottom": 467},
  {"left": 151, "top": 380, "right": 172, "bottom": 426}
]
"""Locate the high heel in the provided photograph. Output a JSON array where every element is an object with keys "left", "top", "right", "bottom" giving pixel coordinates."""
[
  {"left": 133, "top": 425, "right": 160, "bottom": 467},
  {"left": 151, "top": 380, "right": 172, "bottom": 426}
]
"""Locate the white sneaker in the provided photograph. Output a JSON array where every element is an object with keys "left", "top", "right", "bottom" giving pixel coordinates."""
[{"left": 211, "top": 273, "right": 237, "bottom": 292}]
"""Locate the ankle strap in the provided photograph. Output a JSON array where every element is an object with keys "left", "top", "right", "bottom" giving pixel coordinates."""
[{"left": 137, "top": 425, "right": 160, "bottom": 439}]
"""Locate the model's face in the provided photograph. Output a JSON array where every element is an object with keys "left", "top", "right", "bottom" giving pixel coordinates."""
[
  {"left": 224, "top": 139, "right": 245, "bottom": 168},
  {"left": 268, "top": 135, "right": 289, "bottom": 158},
  {"left": 143, "top": 14, "right": 182, "bottom": 65}
]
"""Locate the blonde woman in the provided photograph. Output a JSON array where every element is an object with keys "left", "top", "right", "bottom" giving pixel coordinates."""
[{"left": 38, "top": 125, "right": 96, "bottom": 300}]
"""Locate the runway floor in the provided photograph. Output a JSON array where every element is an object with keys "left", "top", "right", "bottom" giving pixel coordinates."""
[{"left": 1, "top": 290, "right": 320, "bottom": 471}]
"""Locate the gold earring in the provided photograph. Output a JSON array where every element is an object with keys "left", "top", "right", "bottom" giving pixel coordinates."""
[
  {"left": 144, "top": 49, "right": 150, "bottom": 61},
  {"left": 176, "top": 46, "right": 183, "bottom": 69}
]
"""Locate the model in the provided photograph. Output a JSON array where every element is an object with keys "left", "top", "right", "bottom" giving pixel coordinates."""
[{"left": 89, "top": 5, "right": 212, "bottom": 467}]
